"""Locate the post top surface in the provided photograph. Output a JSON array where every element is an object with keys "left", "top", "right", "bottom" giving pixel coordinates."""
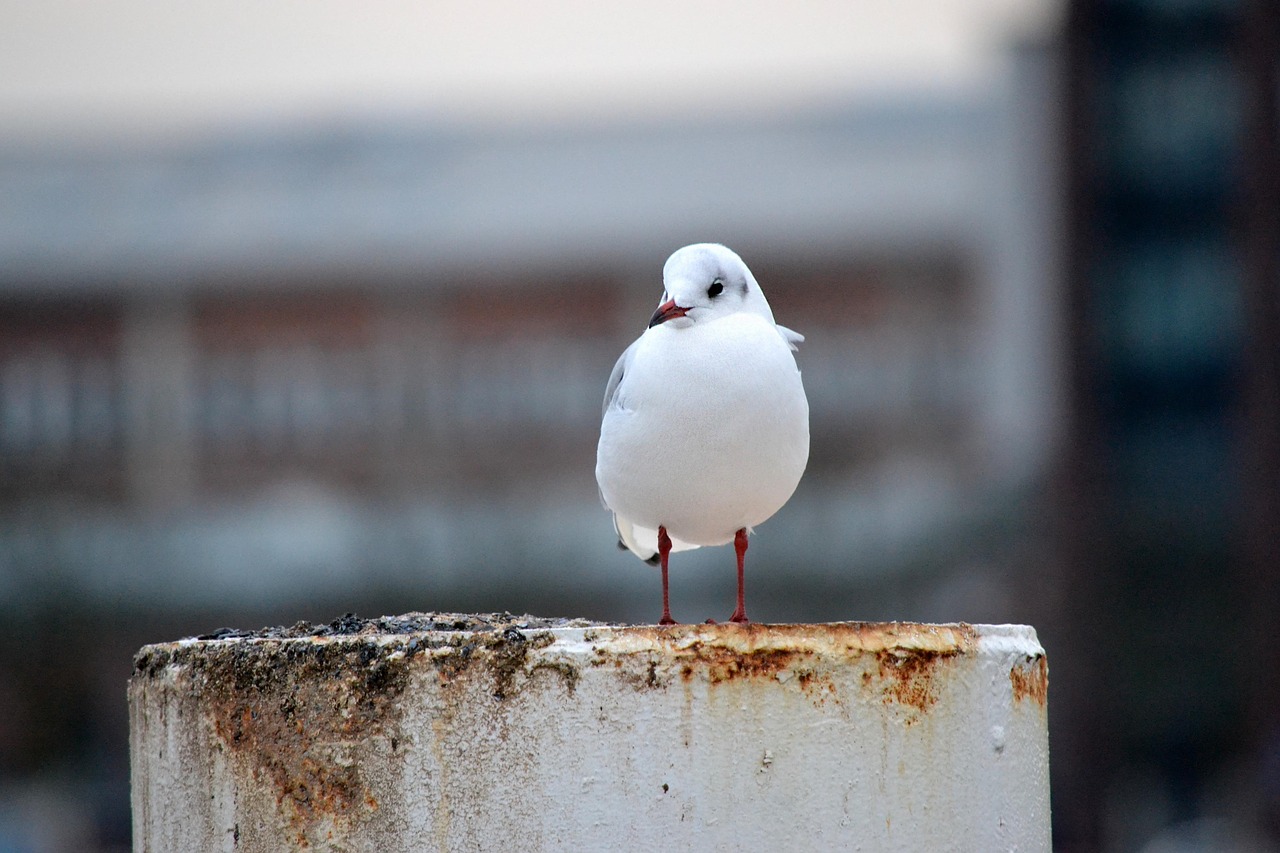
[{"left": 133, "top": 612, "right": 1043, "bottom": 676}]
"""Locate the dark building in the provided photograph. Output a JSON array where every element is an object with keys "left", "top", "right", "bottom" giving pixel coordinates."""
[{"left": 1057, "top": 0, "right": 1280, "bottom": 848}]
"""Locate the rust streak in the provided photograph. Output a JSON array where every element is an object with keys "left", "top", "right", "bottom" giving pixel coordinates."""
[
  {"left": 873, "top": 648, "right": 958, "bottom": 713},
  {"left": 604, "top": 621, "right": 976, "bottom": 661},
  {"left": 164, "top": 636, "right": 416, "bottom": 845},
  {"left": 595, "top": 621, "right": 978, "bottom": 716},
  {"left": 1010, "top": 654, "right": 1049, "bottom": 706},
  {"left": 131, "top": 612, "right": 602, "bottom": 846}
]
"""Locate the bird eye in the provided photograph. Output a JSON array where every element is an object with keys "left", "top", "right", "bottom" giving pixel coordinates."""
[{"left": 707, "top": 279, "right": 724, "bottom": 298}]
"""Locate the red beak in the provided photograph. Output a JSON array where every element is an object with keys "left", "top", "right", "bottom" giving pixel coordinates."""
[{"left": 648, "top": 299, "right": 688, "bottom": 328}]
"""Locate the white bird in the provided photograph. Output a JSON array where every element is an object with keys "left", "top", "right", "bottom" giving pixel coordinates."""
[{"left": 595, "top": 243, "right": 809, "bottom": 624}]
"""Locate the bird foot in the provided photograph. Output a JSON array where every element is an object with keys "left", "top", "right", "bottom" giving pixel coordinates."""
[{"left": 658, "top": 617, "right": 677, "bottom": 626}]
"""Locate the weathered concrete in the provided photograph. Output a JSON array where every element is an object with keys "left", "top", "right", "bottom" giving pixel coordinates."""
[{"left": 129, "top": 613, "right": 1050, "bottom": 851}]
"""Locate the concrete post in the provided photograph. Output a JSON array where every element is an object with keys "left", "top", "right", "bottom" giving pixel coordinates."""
[{"left": 130, "top": 615, "right": 1050, "bottom": 851}]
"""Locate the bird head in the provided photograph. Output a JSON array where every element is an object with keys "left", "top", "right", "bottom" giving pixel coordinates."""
[{"left": 648, "top": 243, "right": 776, "bottom": 329}]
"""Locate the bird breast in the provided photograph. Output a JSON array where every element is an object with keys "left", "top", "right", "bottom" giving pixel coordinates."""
[{"left": 596, "top": 314, "right": 810, "bottom": 546}]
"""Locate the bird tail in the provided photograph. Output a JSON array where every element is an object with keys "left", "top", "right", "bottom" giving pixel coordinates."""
[
  {"left": 613, "top": 513, "right": 658, "bottom": 563},
  {"left": 612, "top": 514, "right": 701, "bottom": 564}
]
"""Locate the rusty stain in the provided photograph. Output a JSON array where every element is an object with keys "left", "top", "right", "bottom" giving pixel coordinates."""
[
  {"left": 613, "top": 642, "right": 808, "bottom": 692},
  {"left": 486, "top": 631, "right": 535, "bottom": 700},
  {"left": 602, "top": 621, "right": 977, "bottom": 661},
  {"left": 1010, "top": 654, "right": 1049, "bottom": 707},
  {"left": 154, "top": 636, "right": 417, "bottom": 845},
  {"left": 131, "top": 613, "right": 594, "bottom": 847},
  {"left": 860, "top": 624, "right": 976, "bottom": 718},
  {"left": 694, "top": 644, "right": 804, "bottom": 685},
  {"left": 593, "top": 621, "right": 978, "bottom": 715},
  {"left": 873, "top": 648, "right": 954, "bottom": 714},
  {"left": 428, "top": 630, "right": 580, "bottom": 701}
]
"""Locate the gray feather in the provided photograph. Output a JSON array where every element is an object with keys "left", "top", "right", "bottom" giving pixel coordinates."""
[
  {"left": 602, "top": 339, "right": 639, "bottom": 415},
  {"left": 776, "top": 324, "right": 804, "bottom": 352}
]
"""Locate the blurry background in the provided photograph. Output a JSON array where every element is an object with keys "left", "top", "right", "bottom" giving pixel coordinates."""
[{"left": 0, "top": 1, "right": 1275, "bottom": 850}]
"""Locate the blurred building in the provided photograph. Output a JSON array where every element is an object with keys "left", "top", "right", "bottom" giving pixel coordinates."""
[
  {"left": 0, "top": 1, "right": 1079, "bottom": 848},
  {"left": 0, "top": 48, "right": 1060, "bottom": 623},
  {"left": 1057, "top": 0, "right": 1280, "bottom": 849},
  {"left": 0, "top": 27, "right": 1066, "bottom": 853}
]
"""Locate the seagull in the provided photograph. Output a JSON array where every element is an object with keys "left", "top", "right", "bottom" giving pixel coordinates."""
[{"left": 595, "top": 243, "right": 809, "bottom": 625}]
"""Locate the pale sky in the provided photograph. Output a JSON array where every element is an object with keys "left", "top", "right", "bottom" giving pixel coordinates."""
[{"left": 0, "top": 1, "right": 1058, "bottom": 141}]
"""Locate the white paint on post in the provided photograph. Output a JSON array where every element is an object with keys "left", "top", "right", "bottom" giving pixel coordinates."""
[{"left": 130, "top": 618, "right": 1050, "bottom": 851}]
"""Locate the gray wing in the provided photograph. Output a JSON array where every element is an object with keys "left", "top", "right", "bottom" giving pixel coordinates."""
[
  {"left": 602, "top": 338, "right": 640, "bottom": 416},
  {"left": 776, "top": 324, "right": 804, "bottom": 352}
]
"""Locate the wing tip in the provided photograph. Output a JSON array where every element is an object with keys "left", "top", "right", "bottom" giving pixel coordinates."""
[{"left": 777, "top": 324, "right": 805, "bottom": 351}]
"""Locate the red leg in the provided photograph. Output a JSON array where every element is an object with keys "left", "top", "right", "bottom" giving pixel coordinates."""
[
  {"left": 658, "top": 525, "right": 676, "bottom": 626},
  {"left": 729, "top": 528, "right": 750, "bottom": 624}
]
